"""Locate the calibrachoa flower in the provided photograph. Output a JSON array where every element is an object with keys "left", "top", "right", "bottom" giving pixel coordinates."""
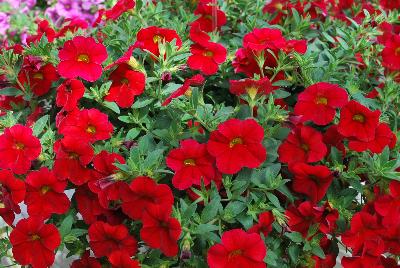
[
  {"left": 207, "top": 118, "right": 267, "bottom": 174},
  {"left": 10, "top": 217, "right": 61, "bottom": 268},
  {"left": 294, "top": 82, "right": 348, "bottom": 125},
  {"left": 381, "top": 34, "right": 400, "bottom": 71},
  {"left": 192, "top": 2, "right": 227, "bottom": 32},
  {"left": 187, "top": 40, "right": 227, "bottom": 75},
  {"left": 108, "top": 250, "right": 141, "bottom": 268},
  {"left": 166, "top": 139, "right": 218, "bottom": 190},
  {"left": 207, "top": 229, "right": 267, "bottom": 268},
  {"left": 229, "top": 77, "right": 273, "bottom": 98},
  {"left": 285, "top": 201, "right": 323, "bottom": 237},
  {"left": 135, "top": 26, "right": 182, "bottom": 57},
  {"left": 104, "top": 0, "right": 135, "bottom": 21},
  {"left": 0, "top": 170, "right": 25, "bottom": 225},
  {"left": 88, "top": 221, "right": 138, "bottom": 258},
  {"left": 17, "top": 63, "right": 58, "bottom": 96},
  {"left": 162, "top": 74, "right": 205, "bottom": 106},
  {"left": 0, "top": 124, "right": 41, "bottom": 174},
  {"left": 56, "top": 79, "right": 86, "bottom": 111},
  {"left": 248, "top": 211, "right": 274, "bottom": 236},
  {"left": 71, "top": 251, "right": 101, "bottom": 268},
  {"left": 58, "top": 36, "right": 108, "bottom": 82}
]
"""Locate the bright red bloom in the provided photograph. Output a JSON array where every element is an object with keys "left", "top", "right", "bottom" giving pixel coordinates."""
[
  {"left": 58, "top": 36, "right": 108, "bottom": 82},
  {"left": 88, "top": 221, "right": 137, "bottom": 258},
  {"left": 53, "top": 137, "right": 93, "bottom": 185},
  {"left": 348, "top": 122, "right": 396, "bottom": 153},
  {"left": 380, "top": 0, "right": 400, "bottom": 11},
  {"left": 56, "top": 79, "right": 85, "bottom": 111},
  {"left": 374, "top": 181, "right": 400, "bottom": 228},
  {"left": 381, "top": 34, "right": 400, "bottom": 71},
  {"left": 0, "top": 170, "right": 25, "bottom": 225},
  {"left": 338, "top": 100, "right": 381, "bottom": 142},
  {"left": 162, "top": 74, "right": 205, "bottom": 106},
  {"left": 136, "top": 26, "right": 182, "bottom": 57},
  {"left": 10, "top": 217, "right": 61, "bottom": 268},
  {"left": 278, "top": 125, "right": 327, "bottom": 164},
  {"left": 57, "top": 18, "right": 89, "bottom": 38},
  {"left": 232, "top": 48, "right": 262, "bottom": 77},
  {"left": 192, "top": 3, "right": 227, "bottom": 32},
  {"left": 18, "top": 63, "right": 58, "bottom": 96},
  {"left": 187, "top": 41, "right": 227, "bottom": 75},
  {"left": 323, "top": 125, "right": 346, "bottom": 157},
  {"left": 58, "top": 108, "right": 114, "bottom": 142},
  {"left": 207, "top": 118, "right": 267, "bottom": 174},
  {"left": 108, "top": 250, "right": 141, "bottom": 268},
  {"left": 285, "top": 201, "right": 323, "bottom": 237},
  {"left": 71, "top": 251, "right": 101, "bottom": 268},
  {"left": 283, "top": 39, "right": 308, "bottom": 54},
  {"left": 289, "top": 163, "right": 333, "bottom": 203},
  {"left": 248, "top": 211, "right": 274, "bottom": 236},
  {"left": 294, "top": 82, "right": 348, "bottom": 125},
  {"left": 26, "top": 20, "right": 56, "bottom": 45},
  {"left": 207, "top": 229, "right": 267, "bottom": 268},
  {"left": 140, "top": 206, "right": 182, "bottom": 257},
  {"left": 229, "top": 77, "right": 273, "bottom": 98},
  {"left": 121, "top": 176, "right": 174, "bottom": 220},
  {"left": 166, "top": 139, "right": 217, "bottom": 190},
  {"left": 0, "top": 124, "right": 41, "bottom": 174},
  {"left": 25, "top": 167, "right": 70, "bottom": 219},
  {"left": 243, "top": 28, "right": 286, "bottom": 52},
  {"left": 105, "top": 0, "right": 135, "bottom": 20},
  {"left": 104, "top": 63, "right": 146, "bottom": 108}
]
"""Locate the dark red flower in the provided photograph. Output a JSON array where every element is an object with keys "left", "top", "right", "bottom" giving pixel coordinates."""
[
  {"left": 285, "top": 201, "right": 323, "bottom": 237},
  {"left": 323, "top": 125, "right": 346, "bottom": 156},
  {"left": 58, "top": 108, "right": 114, "bottom": 143},
  {"left": 88, "top": 221, "right": 137, "bottom": 258},
  {"left": 283, "top": 39, "right": 308, "bottom": 54},
  {"left": 121, "top": 176, "right": 174, "bottom": 220},
  {"left": 294, "top": 82, "right": 348, "bottom": 125},
  {"left": 248, "top": 211, "right": 274, "bottom": 236},
  {"left": 374, "top": 181, "right": 400, "bottom": 228},
  {"left": 187, "top": 41, "right": 227, "bottom": 75},
  {"left": 207, "top": 228, "right": 267, "bottom": 268},
  {"left": 162, "top": 74, "right": 205, "bottom": 106},
  {"left": 232, "top": 48, "right": 262, "bottom": 77},
  {"left": 104, "top": 63, "right": 146, "bottom": 108},
  {"left": 278, "top": 125, "right": 327, "bottom": 164},
  {"left": 58, "top": 36, "right": 108, "bottom": 82},
  {"left": 380, "top": 0, "right": 400, "bottom": 11},
  {"left": 243, "top": 28, "right": 286, "bottom": 52},
  {"left": 57, "top": 18, "right": 89, "bottom": 38},
  {"left": 136, "top": 26, "right": 182, "bottom": 57},
  {"left": 71, "top": 251, "right": 101, "bottom": 268},
  {"left": 0, "top": 170, "right": 25, "bottom": 225},
  {"left": 10, "top": 217, "right": 61, "bottom": 268},
  {"left": 17, "top": 63, "right": 58, "bottom": 96},
  {"left": 25, "top": 167, "right": 70, "bottom": 219},
  {"left": 192, "top": 3, "right": 227, "bottom": 32},
  {"left": 56, "top": 79, "right": 85, "bottom": 111},
  {"left": 108, "top": 250, "right": 141, "bottom": 268},
  {"left": 338, "top": 100, "right": 381, "bottom": 142},
  {"left": 0, "top": 124, "right": 41, "bottom": 174},
  {"left": 381, "top": 34, "right": 400, "bottom": 70},
  {"left": 229, "top": 77, "right": 273, "bottom": 98},
  {"left": 105, "top": 0, "right": 135, "bottom": 21},
  {"left": 207, "top": 118, "right": 267, "bottom": 174},
  {"left": 140, "top": 206, "right": 182, "bottom": 257},
  {"left": 289, "top": 163, "right": 333, "bottom": 203}
]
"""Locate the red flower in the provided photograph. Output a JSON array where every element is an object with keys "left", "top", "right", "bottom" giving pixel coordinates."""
[
  {"left": 26, "top": 20, "right": 56, "bottom": 44},
  {"left": 108, "top": 250, "right": 141, "bottom": 268},
  {"left": 88, "top": 221, "right": 137, "bottom": 258},
  {"left": 285, "top": 201, "right": 323, "bottom": 237},
  {"left": 294, "top": 82, "right": 348, "bottom": 125},
  {"left": 104, "top": 63, "right": 146, "bottom": 108},
  {"left": 121, "top": 176, "right": 174, "bottom": 220},
  {"left": 136, "top": 26, "right": 182, "bottom": 57},
  {"left": 17, "top": 63, "right": 58, "bottom": 96},
  {"left": 374, "top": 181, "right": 400, "bottom": 227},
  {"left": 162, "top": 74, "right": 205, "bottom": 106},
  {"left": 10, "top": 217, "right": 61, "bottom": 268},
  {"left": 58, "top": 36, "right": 108, "bottom": 82},
  {"left": 187, "top": 41, "right": 227, "bottom": 75},
  {"left": 232, "top": 48, "right": 261, "bottom": 77},
  {"left": 0, "top": 124, "right": 41, "bottom": 174},
  {"left": 53, "top": 138, "right": 93, "bottom": 185},
  {"left": 278, "top": 125, "right": 327, "bottom": 164},
  {"left": 243, "top": 28, "right": 286, "bottom": 52},
  {"left": 58, "top": 108, "right": 114, "bottom": 143},
  {"left": 25, "top": 167, "right": 70, "bottom": 219},
  {"left": 207, "top": 229, "right": 267, "bottom": 268},
  {"left": 323, "top": 125, "right": 346, "bottom": 156},
  {"left": 0, "top": 170, "right": 25, "bottom": 225},
  {"left": 229, "top": 77, "right": 273, "bottom": 98},
  {"left": 338, "top": 100, "right": 381, "bottom": 142},
  {"left": 57, "top": 18, "right": 89, "bottom": 38},
  {"left": 289, "top": 163, "right": 333, "bottom": 203},
  {"left": 166, "top": 139, "right": 218, "bottom": 190},
  {"left": 71, "top": 251, "right": 101, "bottom": 268},
  {"left": 207, "top": 118, "right": 267, "bottom": 174},
  {"left": 283, "top": 39, "right": 308, "bottom": 54},
  {"left": 56, "top": 79, "right": 85, "bottom": 111},
  {"left": 192, "top": 3, "right": 227, "bottom": 32},
  {"left": 140, "top": 206, "right": 182, "bottom": 257},
  {"left": 105, "top": 0, "right": 135, "bottom": 21},
  {"left": 248, "top": 211, "right": 274, "bottom": 236}
]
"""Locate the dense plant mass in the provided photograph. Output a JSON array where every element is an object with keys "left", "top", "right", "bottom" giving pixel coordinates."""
[{"left": 0, "top": 0, "right": 399, "bottom": 267}]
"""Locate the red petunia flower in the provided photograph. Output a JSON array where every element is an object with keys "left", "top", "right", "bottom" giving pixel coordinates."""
[
  {"left": 323, "top": 125, "right": 346, "bottom": 157},
  {"left": 57, "top": 18, "right": 89, "bottom": 38},
  {"left": 207, "top": 118, "right": 267, "bottom": 174},
  {"left": 108, "top": 250, "right": 141, "bottom": 268},
  {"left": 58, "top": 108, "right": 114, "bottom": 143},
  {"left": 166, "top": 139, "right": 218, "bottom": 190},
  {"left": 140, "top": 206, "right": 182, "bottom": 257},
  {"left": 105, "top": 0, "right": 135, "bottom": 21},
  {"left": 88, "top": 221, "right": 137, "bottom": 258},
  {"left": 0, "top": 170, "right": 25, "bottom": 225},
  {"left": 25, "top": 167, "right": 70, "bottom": 219},
  {"left": 56, "top": 79, "right": 85, "bottom": 111},
  {"left": 136, "top": 26, "right": 182, "bottom": 57},
  {"left": 26, "top": 20, "right": 56, "bottom": 44},
  {"left": 162, "top": 74, "right": 205, "bottom": 106},
  {"left": 121, "top": 176, "right": 174, "bottom": 220},
  {"left": 289, "top": 163, "right": 333, "bottom": 203},
  {"left": 381, "top": 31, "right": 400, "bottom": 71},
  {"left": 207, "top": 228, "right": 267, "bottom": 268},
  {"left": 248, "top": 211, "right": 274, "bottom": 236},
  {"left": 18, "top": 63, "right": 59, "bottom": 96},
  {"left": 283, "top": 39, "right": 308, "bottom": 54},
  {"left": 278, "top": 125, "right": 327, "bottom": 164},
  {"left": 337, "top": 100, "right": 381, "bottom": 142},
  {"left": 192, "top": 3, "right": 227, "bottom": 32},
  {"left": 53, "top": 137, "right": 93, "bottom": 185},
  {"left": 187, "top": 41, "right": 227, "bottom": 75},
  {"left": 58, "top": 36, "right": 108, "bottom": 82},
  {"left": 10, "top": 217, "right": 61, "bottom": 268},
  {"left": 243, "top": 28, "right": 286, "bottom": 52},
  {"left": 229, "top": 77, "right": 273, "bottom": 98},
  {"left": 285, "top": 201, "right": 323, "bottom": 237},
  {"left": 294, "top": 82, "right": 348, "bottom": 125},
  {"left": 232, "top": 48, "right": 262, "bottom": 77},
  {"left": 71, "top": 251, "right": 101, "bottom": 268},
  {"left": 104, "top": 63, "right": 146, "bottom": 108},
  {"left": 374, "top": 181, "right": 400, "bottom": 228},
  {"left": 0, "top": 124, "right": 41, "bottom": 174}
]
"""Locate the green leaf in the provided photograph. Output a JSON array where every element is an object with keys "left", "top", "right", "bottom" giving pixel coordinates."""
[
  {"left": 194, "top": 224, "right": 219, "bottom": 235},
  {"left": 104, "top": 101, "right": 120, "bottom": 114},
  {"left": 285, "top": 232, "right": 303, "bottom": 243},
  {"left": 59, "top": 214, "right": 74, "bottom": 238},
  {"left": 0, "top": 87, "right": 22, "bottom": 96},
  {"left": 32, "top": 115, "right": 49, "bottom": 136},
  {"left": 131, "top": 97, "right": 154, "bottom": 109},
  {"left": 201, "top": 195, "right": 222, "bottom": 223},
  {"left": 126, "top": 128, "right": 140, "bottom": 140}
]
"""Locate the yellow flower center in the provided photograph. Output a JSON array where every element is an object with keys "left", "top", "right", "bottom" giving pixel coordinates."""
[
  {"left": 41, "top": 186, "right": 50, "bottom": 195},
  {"left": 77, "top": 54, "right": 90, "bottom": 63},
  {"left": 184, "top": 87, "right": 193, "bottom": 97},
  {"left": 229, "top": 137, "right": 243, "bottom": 148},
  {"left": 153, "top": 34, "right": 163, "bottom": 43},
  {"left": 121, "top": 78, "right": 129, "bottom": 84},
  {"left": 184, "top": 159, "right": 196, "bottom": 166},
  {"left": 33, "top": 72, "right": 44, "bottom": 80},
  {"left": 352, "top": 114, "right": 365, "bottom": 123},
  {"left": 0, "top": 202, "right": 4, "bottom": 209},
  {"left": 86, "top": 125, "right": 96, "bottom": 134},
  {"left": 69, "top": 152, "right": 79, "bottom": 159},
  {"left": 395, "top": 47, "right": 400, "bottom": 56},
  {"left": 228, "top": 249, "right": 243, "bottom": 259},
  {"left": 14, "top": 142, "right": 25, "bottom": 150},
  {"left": 275, "top": 3, "right": 283, "bottom": 10},
  {"left": 301, "top": 143, "right": 309, "bottom": 152},
  {"left": 31, "top": 234, "right": 41, "bottom": 241},
  {"left": 203, "top": 50, "right": 214, "bottom": 57},
  {"left": 246, "top": 86, "right": 258, "bottom": 100},
  {"left": 315, "top": 96, "right": 328, "bottom": 105}
]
